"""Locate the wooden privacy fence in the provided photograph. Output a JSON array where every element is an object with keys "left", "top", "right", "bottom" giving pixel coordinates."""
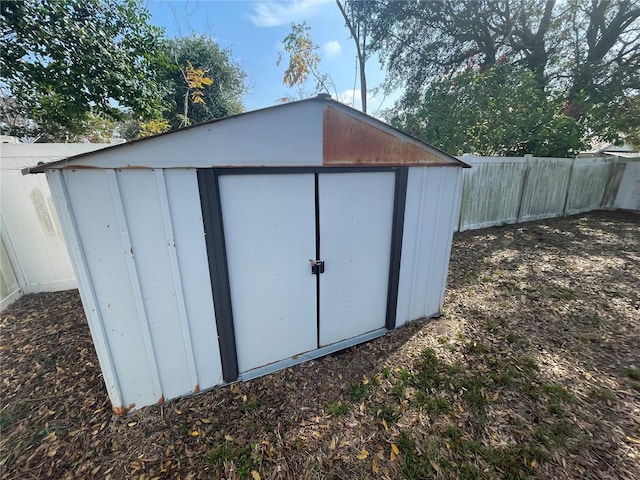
[
  {"left": 1, "top": 147, "right": 638, "bottom": 310},
  {"left": 456, "top": 155, "right": 639, "bottom": 232}
]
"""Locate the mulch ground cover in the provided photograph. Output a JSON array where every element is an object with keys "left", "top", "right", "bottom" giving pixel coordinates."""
[{"left": 1, "top": 210, "right": 638, "bottom": 479}]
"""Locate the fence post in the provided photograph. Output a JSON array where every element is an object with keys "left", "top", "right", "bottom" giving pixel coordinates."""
[
  {"left": 562, "top": 157, "right": 578, "bottom": 217},
  {"left": 600, "top": 156, "right": 620, "bottom": 209},
  {"left": 457, "top": 153, "right": 472, "bottom": 232},
  {"left": 516, "top": 154, "right": 532, "bottom": 223}
]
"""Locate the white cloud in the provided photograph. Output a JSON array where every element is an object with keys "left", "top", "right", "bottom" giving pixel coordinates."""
[
  {"left": 337, "top": 89, "right": 368, "bottom": 110},
  {"left": 323, "top": 40, "right": 342, "bottom": 58},
  {"left": 337, "top": 89, "right": 389, "bottom": 118},
  {"left": 250, "top": 0, "right": 332, "bottom": 27}
]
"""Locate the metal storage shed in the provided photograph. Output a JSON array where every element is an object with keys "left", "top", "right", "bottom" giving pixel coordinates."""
[{"left": 24, "top": 95, "right": 469, "bottom": 414}]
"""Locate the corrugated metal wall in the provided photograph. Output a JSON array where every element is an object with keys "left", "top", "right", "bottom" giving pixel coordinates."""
[
  {"left": 396, "top": 166, "right": 462, "bottom": 326},
  {"left": 47, "top": 168, "right": 223, "bottom": 413}
]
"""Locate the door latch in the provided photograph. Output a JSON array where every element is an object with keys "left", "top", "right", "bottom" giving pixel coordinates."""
[{"left": 309, "top": 259, "right": 324, "bottom": 275}]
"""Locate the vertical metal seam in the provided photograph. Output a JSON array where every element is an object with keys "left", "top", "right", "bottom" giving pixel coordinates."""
[
  {"left": 46, "top": 170, "right": 125, "bottom": 408},
  {"left": 106, "top": 169, "right": 164, "bottom": 399},
  {"left": 385, "top": 167, "right": 408, "bottom": 330},
  {"left": 424, "top": 168, "right": 445, "bottom": 315},
  {"left": 314, "top": 173, "right": 321, "bottom": 348},
  {"left": 408, "top": 168, "right": 427, "bottom": 319},
  {"left": 154, "top": 169, "right": 199, "bottom": 391},
  {"left": 196, "top": 169, "right": 239, "bottom": 382}
]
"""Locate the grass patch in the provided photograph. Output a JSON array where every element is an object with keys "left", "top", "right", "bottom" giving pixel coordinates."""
[
  {"left": 542, "top": 384, "right": 575, "bottom": 402},
  {"left": 348, "top": 382, "right": 369, "bottom": 402},
  {"left": 325, "top": 400, "right": 349, "bottom": 416},
  {"left": 465, "top": 341, "right": 489, "bottom": 354},
  {"left": 205, "top": 442, "right": 261, "bottom": 476},
  {"left": 586, "top": 385, "right": 616, "bottom": 402},
  {"left": 413, "top": 392, "right": 452, "bottom": 414},
  {"left": 625, "top": 366, "right": 640, "bottom": 381},
  {"left": 374, "top": 405, "right": 401, "bottom": 424},
  {"left": 396, "top": 427, "right": 547, "bottom": 480},
  {"left": 506, "top": 332, "right": 521, "bottom": 344},
  {"left": 548, "top": 403, "right": 564, "bottom": 416},
  {"left": 516, "top": 356, "right": 540, "bottom": 373},
  {"left": 485, "top": 318, "right": 507, "bottom": 332},
  {"left": 239, "top": 399, "right": 261, "bottom": 413},
  {"left": 411, "top": 348, "right": 442, "bottom": 390},
  {"left": 551, "top": 287, "right": 577, "bottom": 301},
  {"left": 460, "top": 376, "right": 487, "bottom": 410}
]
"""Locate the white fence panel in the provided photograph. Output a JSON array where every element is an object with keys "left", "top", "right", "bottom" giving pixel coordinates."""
[
  {"left": 0, "top": 143, "right": 111, "bottom": 310},
  {"left": 518, "top": 157, "right": 573, "bottom": 222},
  {"left": 565, "top": 158, "right": 613, "bottom": 215},
  {"left": 458, "top": 157, "right": 527, "bottom": 231},
  {"left": 0, "top": 229, "right": 21, "bottom": 310},
  {"left": 611, "top": 159, "right": 640, "bottom": 211}
]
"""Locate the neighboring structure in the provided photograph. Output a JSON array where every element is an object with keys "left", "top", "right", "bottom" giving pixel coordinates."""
[{"left": 24, "top": 95, "right": 468, "bottom": 414}]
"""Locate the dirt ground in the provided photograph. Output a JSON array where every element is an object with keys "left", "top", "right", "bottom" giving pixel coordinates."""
[{"left": 1, "top": 210, "right": 638, "bottom": 479}]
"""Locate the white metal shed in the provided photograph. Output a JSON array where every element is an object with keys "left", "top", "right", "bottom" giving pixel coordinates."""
[{"left": 25, "top": 95, "right": 469, "bottom": 414}]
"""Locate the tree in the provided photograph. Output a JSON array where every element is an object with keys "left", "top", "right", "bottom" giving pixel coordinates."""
[
  {"left": 277, "top": 22, "right": 337, "bottom": 101},
  {"left": 160, "top": 35, "right": 246, "bottom": 130},
  {"left": 390, "top": 64, "right": 583, "bottom": 157},
  {"left": 356, "top": 0, "right": 640, "bottom": 149},
  {"left": 0, "top": 0, "right": 166, "bottom": 140},
  {"left": 336, "top": 1, "right": 372, "bottom": 112}
]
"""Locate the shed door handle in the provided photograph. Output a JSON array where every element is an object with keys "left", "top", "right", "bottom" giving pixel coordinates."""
[{"left": 309, "top": 259, "right": 324, "bottom": 275}]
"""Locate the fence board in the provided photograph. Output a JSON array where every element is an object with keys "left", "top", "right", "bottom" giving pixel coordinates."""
[
  {"left": 458, "top": 157, "right": 527, "bottom": 231},
  {"left": 565, "top": 158, "right": 613, "bottom": 215},
  {"left": 519, "top": 157, "right": 573, "bottom": 222}
]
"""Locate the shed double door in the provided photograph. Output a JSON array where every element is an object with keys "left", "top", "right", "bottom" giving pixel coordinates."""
[{"left": 219, "top": 172, "right": 395, "bottom": 374}]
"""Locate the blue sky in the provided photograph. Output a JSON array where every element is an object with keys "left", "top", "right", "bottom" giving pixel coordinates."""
[{"left": 145, "top": 0, "right": 400, "bottom": 115}]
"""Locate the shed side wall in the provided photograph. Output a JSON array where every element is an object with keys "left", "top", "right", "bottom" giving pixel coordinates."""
[
  {"left": 56, "top": 168, "right": 222, "bottom": 412},
  {"left": 396, "top": 167, "right": 462, "bottom": 325}
]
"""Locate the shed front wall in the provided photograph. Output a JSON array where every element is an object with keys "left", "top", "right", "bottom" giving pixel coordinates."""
[
  {"left": 46, "top": 162, "right": 464, "bottom": 412},
  {"left": 47, "top": 168, "right": 223, "bottom": 413}
]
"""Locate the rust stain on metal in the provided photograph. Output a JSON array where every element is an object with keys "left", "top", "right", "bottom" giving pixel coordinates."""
[
  {"left": 323, "top": 107, "right": 452, "bottom": 166},
  {"left": 157, "top": 395, "right": 165, "bottom": 404},
  {"left": 112, "top": 402, "right": 136, "bottom": 416},
  {"left": 193, "top": 384, "right": 200, "bottom": 393}
]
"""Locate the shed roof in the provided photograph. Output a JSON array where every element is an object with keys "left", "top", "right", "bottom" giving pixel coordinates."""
[{"left": 24, "top": 95, "right": 469, "bottom": 174}]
